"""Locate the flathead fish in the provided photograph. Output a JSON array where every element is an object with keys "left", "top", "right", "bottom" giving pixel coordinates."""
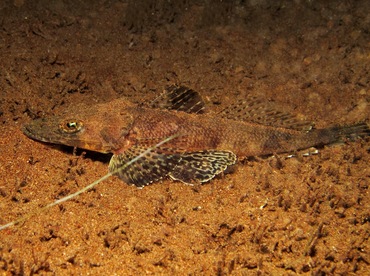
[{"left": 23, "top": 86, "right": 370, "bottom": 187}]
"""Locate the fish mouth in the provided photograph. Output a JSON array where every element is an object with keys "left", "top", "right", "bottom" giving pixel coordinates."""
[
  {"left": 22, "top": 118, "right": 60, "bottom": 143},
  {"left": 22, "top": 117, "right": 80, "bottom": 146},
  {"left": 22, "top": 118, "right": 108, "bottom": 153}
]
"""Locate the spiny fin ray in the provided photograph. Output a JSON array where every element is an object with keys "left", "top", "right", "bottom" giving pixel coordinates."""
[{"left": 148, "top": 85, "right": 205, "bottom": 114}]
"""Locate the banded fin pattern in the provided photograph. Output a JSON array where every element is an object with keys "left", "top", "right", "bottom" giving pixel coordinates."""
[
  {"left": 219, "top": 96, "right": 313, "bottom": 132},
  {"left": 169, "top": 150, "right": 237, "bottom": 185},
  {"left": 149, "top": 85, "right": 205, "bottom": 114},
  {"left": 109, "top": 146, "right": 180, "bottom": 188}
]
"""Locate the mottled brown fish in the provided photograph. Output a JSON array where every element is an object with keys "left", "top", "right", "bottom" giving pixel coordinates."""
[{"left": 23, "top": 86, "right": 370, "bottom": 187}]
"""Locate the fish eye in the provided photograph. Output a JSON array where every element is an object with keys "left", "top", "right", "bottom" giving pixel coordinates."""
[{"left": 59, "top": 119, "right": 84, "bottom": 133}]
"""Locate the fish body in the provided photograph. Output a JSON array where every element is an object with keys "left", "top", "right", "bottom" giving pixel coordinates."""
[{"left": 23, "top": 86, "right": 370, "bottom": 187}]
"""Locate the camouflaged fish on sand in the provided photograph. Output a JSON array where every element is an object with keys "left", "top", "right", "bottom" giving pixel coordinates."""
[{"left": 23, "top": 86, "right": 370, "bottom": 188}]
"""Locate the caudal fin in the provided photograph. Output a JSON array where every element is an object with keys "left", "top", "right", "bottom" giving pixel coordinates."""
[{"left": 331, "top": 122, "right": 370, "bottom": 142}]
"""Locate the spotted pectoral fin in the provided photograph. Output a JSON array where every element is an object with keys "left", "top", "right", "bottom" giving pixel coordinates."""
[
  {"left": 109, "top": 146, "right": 180, "bottom": 188},
  {"left": 219, "top": 95, "right": 314, "bottom": 132},
  {"left": 169, "top": 150, "right": 237, "bottom": 185},
  {"left": 148, "top": 85, "right": 205, "bottom": 114}
]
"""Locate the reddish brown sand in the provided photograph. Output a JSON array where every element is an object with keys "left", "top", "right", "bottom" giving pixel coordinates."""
[{"left": 0, "top": 1, "right": 369, "bottom": 274}]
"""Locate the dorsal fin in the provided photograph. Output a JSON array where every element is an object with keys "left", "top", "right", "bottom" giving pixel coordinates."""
[
  {"left": 219, "top": 95, "right": 314, "bottom": 132},
  {"left": 148, "top": 85, "right": 205, "bottom": 114}
]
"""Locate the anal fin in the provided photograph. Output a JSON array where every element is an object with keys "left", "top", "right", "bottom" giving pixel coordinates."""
[
  {"left": 169, "top": 150, "right": 237, "bottom": 185},
  {"left": 286, "top": 147, "right": 319, "bottom": 158}
]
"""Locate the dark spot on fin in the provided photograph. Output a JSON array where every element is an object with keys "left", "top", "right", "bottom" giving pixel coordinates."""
[
  {"left": 109, "top": 146, "right": 180, "bottom": 188},
  {"left": 149, "top": 85, "right": 205, "bottom": 114},
  {"left": 219, "top": 96, "right": 314, "bottom": 132},
  {"left": 169, "top": 150, "right": 237, "bottom": 185}
]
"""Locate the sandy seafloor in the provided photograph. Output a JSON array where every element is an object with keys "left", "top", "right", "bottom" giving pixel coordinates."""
[{"left": 0, "top": 0, "right": 369, "bottom": 274}]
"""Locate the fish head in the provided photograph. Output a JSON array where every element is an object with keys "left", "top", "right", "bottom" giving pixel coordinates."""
[{"left": 23, "top": 100, "right": 137, "bottom": 153}]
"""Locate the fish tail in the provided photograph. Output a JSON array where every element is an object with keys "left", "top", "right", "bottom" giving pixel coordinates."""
[{"left": 327, "top": 122, "right": 370, "bottom": 143}]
